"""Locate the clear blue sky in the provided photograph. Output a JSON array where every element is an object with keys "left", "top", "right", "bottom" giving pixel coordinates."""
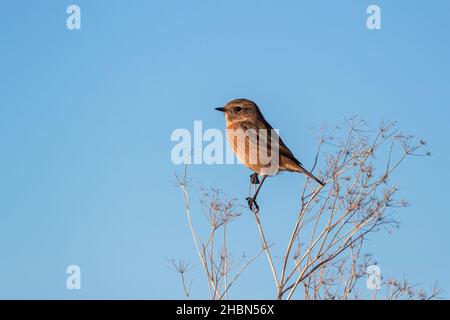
[{"left": 0, "top": 0, "right": 449, "bottom": 299}]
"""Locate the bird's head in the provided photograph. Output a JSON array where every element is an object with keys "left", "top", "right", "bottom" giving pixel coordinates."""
[{"left": 215, "top": 99, "right": 263, "bottom": 123}]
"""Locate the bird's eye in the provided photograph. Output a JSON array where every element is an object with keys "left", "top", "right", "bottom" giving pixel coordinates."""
[{"left": 235, "top": 106, "right": 243, "bottom": 112}]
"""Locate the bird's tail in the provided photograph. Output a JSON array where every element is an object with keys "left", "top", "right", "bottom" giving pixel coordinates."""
[{"left": 300, "top": 167, "right": 325, "bottom": 187}]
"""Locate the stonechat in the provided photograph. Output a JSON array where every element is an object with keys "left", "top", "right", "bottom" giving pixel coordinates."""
[{"left": 216, "top": 98, "right": 324, "bottom": 210}]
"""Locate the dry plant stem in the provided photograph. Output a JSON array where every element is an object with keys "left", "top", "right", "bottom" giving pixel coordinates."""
[
  {"left": 222, "top": 224, "right": 229, "bottom": 299},
  {"left": 177, "top": 169, "right": 265, "bottom": 300},
  {"left": 176, "top": 119, "right": 435, "bottom": 300},
  {"left": 286, "top": 224, "right": 376, "bottom": 300},
  {"left": 249, "top": 183, "right": 280, "bottom": 292},
  {"left": 219, "top": 250, "right": 264, "bottom": 299},
  {"left": 177, "top": 169, "right": 221, "bottom": 299},
  {"left": 280, "top": 184, "right": 324, "bottom": 289},
  {"left": 251, "top": 205, "right": 280, "bottom": 292},
  {"left": 180, "top": 272, "right": 190, "bottom": 299},
  {"left": 168, "top": 259, "right": 194, "bottom": 299},
  {"left": 279, "top": 120, "right": 428, "bottom": 299}
]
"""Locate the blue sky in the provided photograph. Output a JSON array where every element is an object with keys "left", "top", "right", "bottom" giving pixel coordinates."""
[{"left": 0, "top": 0, "right": 449, "bottom": 299}]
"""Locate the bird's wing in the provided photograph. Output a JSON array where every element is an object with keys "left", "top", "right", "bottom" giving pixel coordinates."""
[{"left": 260, "top": 118, "right": 304, "bottom": 167}]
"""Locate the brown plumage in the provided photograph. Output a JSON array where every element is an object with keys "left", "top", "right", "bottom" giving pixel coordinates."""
[{"left": 216, "top": 98, "right": 324, "bottom": 186}]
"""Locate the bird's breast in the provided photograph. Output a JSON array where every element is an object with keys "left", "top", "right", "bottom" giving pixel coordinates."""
[{"left": 225, "top": 121, "right": 280, "bottom": 176}]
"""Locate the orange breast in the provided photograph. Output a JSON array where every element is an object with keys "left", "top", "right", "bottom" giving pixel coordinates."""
[{"left": 225, "top": 122, "right": 280, "bottom": 176}]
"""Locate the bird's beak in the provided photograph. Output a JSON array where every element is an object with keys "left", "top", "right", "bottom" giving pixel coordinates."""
[{"left": 215, "top": 107, "right": 226, "bottom": 112}]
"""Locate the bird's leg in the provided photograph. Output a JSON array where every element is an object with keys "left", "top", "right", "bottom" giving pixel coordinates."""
[
  {"left": 250, "top": 172, "right": 260, "bottom": 185},
  {"left": 246, "top": 175, "right": 267, "bottom": 212},
  {"left": 247, "top": 197, "right": 259, "bottom": 212}
]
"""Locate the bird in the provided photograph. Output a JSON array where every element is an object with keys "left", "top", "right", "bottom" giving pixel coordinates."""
[{"left": 215, "top": 98, "right": 324, "bottom": 211}]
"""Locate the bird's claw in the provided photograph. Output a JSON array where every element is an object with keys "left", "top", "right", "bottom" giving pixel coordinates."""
[
  {"left": 246, "top": 197, "right": 259, "bottom": 212},
  {"left": 250, "top": 173, "right": 260, "bottom": 185}
]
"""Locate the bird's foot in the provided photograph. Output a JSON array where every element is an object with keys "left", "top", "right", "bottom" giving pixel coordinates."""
[
  {"left": 250, "top": 173, "right": 260, "bottom": 185},
  {"left": 246, "top": 197, "right": 259, "bottom": 212}
]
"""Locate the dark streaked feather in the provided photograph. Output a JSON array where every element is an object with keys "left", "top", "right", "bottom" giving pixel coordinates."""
[{"left": 259, "top": 117, "right": 304, "bottom": 167}]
